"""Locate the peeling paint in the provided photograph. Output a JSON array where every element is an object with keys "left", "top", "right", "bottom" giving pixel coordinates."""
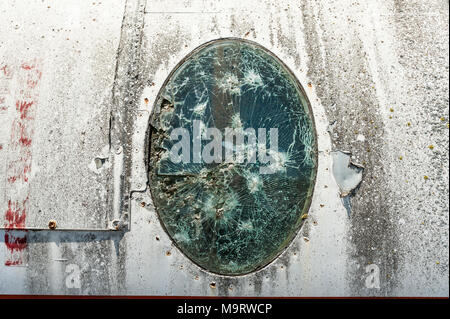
[{"left": 331, "top": 151, "right": 363, "bottom": 195}]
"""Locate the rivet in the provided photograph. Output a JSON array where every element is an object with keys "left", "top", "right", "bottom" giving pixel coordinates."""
[{"left": 48, "top": 220, "right": 57, "bottom": 230}]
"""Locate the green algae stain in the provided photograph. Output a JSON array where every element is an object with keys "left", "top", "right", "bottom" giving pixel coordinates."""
[{"left": 148, "top": 39, "right": 317, "bottom": 275}]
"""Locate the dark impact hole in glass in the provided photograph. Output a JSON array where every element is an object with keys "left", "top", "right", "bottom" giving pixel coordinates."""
[{"left": 147, "top": 38, "right": 318, "bottom": 276}]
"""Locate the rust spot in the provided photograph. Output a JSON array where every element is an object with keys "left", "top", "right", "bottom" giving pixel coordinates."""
[
  {"left": 209, "top": 282, "right": 216, "bottom": 289},
  {"left": 140, "top": 201, "right": 146, "bottom": 207},
  {"left": 307, "top": 82, "right": 312, "bottom": 88},
  {"left": 166, "top": 251, "right": 171, "bottom": 256},
  {"left": 244, "top": 31, "right": 250, "bottom": 37},
  {"left": 144, "top": 98, "right": 149, "bottom": 104},
  {"left": 48, "top": 220, "right": 57, "bottom": 230}
]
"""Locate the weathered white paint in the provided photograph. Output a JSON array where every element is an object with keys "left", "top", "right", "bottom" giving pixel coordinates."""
[{"left": 0, "top": 0, "right": 448, "bottom": 296}]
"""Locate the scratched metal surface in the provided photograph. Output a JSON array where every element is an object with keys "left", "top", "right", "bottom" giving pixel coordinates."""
[
  {"left": 0, "top": 0, "right": 448, "bottom": 296},
  {"left": 0, "top": 1, "right": 125, "bottom": 231}
]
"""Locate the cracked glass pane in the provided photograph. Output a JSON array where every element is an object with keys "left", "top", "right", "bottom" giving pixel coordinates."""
[{"left": 148, "top": 39, "right": 317, "bottom": 275}]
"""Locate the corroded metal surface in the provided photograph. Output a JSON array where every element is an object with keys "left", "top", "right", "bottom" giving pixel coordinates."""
[{"left": 0, "top": 0, "right": 448, "bottom": 297}]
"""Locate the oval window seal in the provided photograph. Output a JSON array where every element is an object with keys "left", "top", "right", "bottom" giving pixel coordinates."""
[{"left": 148, "top": 38, "right": 318, "bottom": 276}]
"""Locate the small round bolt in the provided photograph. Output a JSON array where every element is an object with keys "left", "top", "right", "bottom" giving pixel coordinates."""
[
  {"left": 48, "top": 220, "right": 57, "bottom": 230},
  {"left": 111, "top": 219, "right": 120, "bottom": 230},
  {"left": 210, "top": 282, "right": 216, "bottom": 289}
]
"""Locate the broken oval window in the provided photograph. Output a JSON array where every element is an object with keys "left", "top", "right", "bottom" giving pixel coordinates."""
[{"left": 148, "top": 38, "right": 317, "bottom": 275}]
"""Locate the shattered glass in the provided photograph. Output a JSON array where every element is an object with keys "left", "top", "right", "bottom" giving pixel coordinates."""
[{"left": 148, "top": 39, "right": 317, "bottom": 275}]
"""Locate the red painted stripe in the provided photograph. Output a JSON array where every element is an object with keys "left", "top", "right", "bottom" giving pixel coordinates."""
[{"left": 3, "top": 60, "right": 42, "bottom": 266}]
